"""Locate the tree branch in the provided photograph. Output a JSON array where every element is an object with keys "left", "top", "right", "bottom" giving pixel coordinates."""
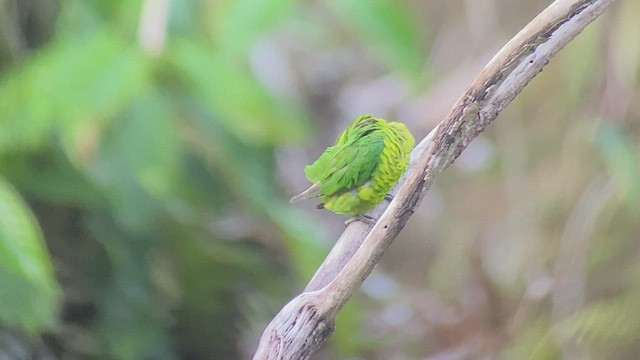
[{"left": 253, "top": 0, "right": 617, "bottom": 358}]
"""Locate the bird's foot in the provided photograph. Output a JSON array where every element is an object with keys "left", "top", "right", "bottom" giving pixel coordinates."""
[
  {"left": 345, "top": 214, "right": 377, "bottom": 227},
  {"left": 384, "top": 194, "right": 394, "bottom": 202}
]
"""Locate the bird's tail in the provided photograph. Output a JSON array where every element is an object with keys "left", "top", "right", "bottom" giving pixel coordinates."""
[{"left": 290, "top": 182, "right": 321, "bottom": 203}]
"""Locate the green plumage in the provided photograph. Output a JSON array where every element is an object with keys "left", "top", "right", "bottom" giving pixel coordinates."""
[{"left": 290, "top": 114, "right": 415, "bottom": 216}]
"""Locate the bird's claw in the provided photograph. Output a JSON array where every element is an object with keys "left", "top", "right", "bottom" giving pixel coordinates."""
[{"left": 384, "top": 194, "right": 394, "bottom": 202}]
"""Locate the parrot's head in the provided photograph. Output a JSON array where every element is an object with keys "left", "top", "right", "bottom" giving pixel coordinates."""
[{"left": 389, "top": 122, "right": 415, "bottom": 154}]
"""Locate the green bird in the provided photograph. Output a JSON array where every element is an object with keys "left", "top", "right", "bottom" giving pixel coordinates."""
[{"left": 290, "top": 114, "right": 415, "bottom": 218}]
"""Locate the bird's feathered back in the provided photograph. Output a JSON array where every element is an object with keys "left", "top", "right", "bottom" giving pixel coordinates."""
[
  {"left": 290, "top": 114, "right": 414, "bottom": 216},
  {"left": 305, "top": 115, "right": 385, "bottom": 192}
]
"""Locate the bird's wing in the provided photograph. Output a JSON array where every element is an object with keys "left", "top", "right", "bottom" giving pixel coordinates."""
[{"left": 307, "top": 131, "right": 385, "bottom": 196}]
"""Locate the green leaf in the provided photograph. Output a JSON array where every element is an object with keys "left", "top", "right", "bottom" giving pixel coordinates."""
[
  {"left": 0, "top": 148, "right": 103, "bottom": 206},
  {"left": 0, "top": 29, "right": 151, "bottom": 154},
  {"left": 211, "top": 0, "right": 297, "bottom": 57},
  {"left": 84, "top": 92, "right": 181, "bottom": 234},
  {"left": 169, "top": 39, "right": 308, "bottom": 145},
  {"left": 0, "top": 53, "right": 56, "bottom": 150},
  {"left": 328, "top": 0, "right": 427, "bottom": 77},
  {"left": 53, "top": 33, "right": 152, "bottom": 167},
  {"left": 0, "top": 176, "right": 60, "bottom": 332},
  {"left": 99, "top": 92, "right": 181, "bottom": 199}
]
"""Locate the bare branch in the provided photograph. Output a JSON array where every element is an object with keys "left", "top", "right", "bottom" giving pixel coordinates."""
[{"left": 253, "top": 0, "right": 617, "bottom": 358}]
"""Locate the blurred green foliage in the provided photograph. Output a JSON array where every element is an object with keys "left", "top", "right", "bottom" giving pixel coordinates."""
[
  {"left": 0, "top": 176, "right": 59, "bottom": 332},
  {"left": 1, "top": 0, "right": 640, "bottom": 359}
]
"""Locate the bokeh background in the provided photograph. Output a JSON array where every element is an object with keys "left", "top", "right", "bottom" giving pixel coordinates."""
[{"left": 1, "top": 0, "right": 639, "bottom": 359}]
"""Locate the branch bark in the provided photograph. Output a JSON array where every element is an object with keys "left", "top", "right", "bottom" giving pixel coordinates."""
[{"left": 253, "top": 0, "right": 617, "bottom": 358}]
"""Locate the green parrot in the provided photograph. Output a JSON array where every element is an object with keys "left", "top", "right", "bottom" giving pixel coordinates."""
[{"left": 290, "top": 114, "right": 415, "bottom": 217}]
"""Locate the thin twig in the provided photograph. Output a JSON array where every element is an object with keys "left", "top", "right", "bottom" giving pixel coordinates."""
[{"left": 253, "top": 1, "right": 617, "bottom": 359}]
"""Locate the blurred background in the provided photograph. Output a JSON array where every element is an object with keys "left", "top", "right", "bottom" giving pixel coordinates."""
[{"left": 0, "top": 0, "right": 639, "bottom": 359}]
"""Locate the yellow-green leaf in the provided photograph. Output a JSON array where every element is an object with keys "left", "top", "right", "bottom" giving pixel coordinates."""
[{"left": 0, "top": 176, "right": 60, "bottom": 332}]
